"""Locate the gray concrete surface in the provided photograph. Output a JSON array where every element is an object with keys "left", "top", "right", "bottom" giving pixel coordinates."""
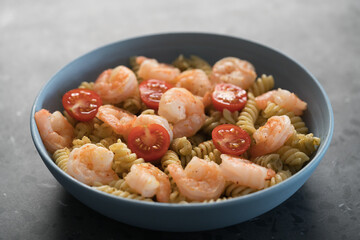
[{"left": 1, "top": 0, "right": 359, "bottom": 239}]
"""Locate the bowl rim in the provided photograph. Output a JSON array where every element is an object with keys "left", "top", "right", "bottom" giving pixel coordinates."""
[{"left": 30, "top": 32, "right": 334, "bottom": 208}]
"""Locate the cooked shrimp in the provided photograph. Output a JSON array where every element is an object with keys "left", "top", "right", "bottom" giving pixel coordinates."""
[
  {"left": 125, "top": 163, "right": 171, "bottom": 203},
  {"left": 133, "top": 114, "right": 173, "bottom": 141},
  {"left": 255, "top": 88, "right": 307, "bottom": 115},
  {"left": 250, "top": 115, "right": 295, "bottom": 157},
  {"left": 138, "top": 58, "right": 180, "bottom": 85},
  {"left": 175, "top": 69, "right": 213, "bottom": 97},
  {"left": 96, "top": 105, "right": 137, "bottom": 138},
  {"left": 67, "top": 143, "right": 119, "bottom": 186},
  {"left": 34, "top": 109, "right": 74, "bottom": 153},
  {"left": 158, "top": 88, "right": 206, "bottom": 138},
  {"left": 220, "top": 154, "right": 275, "bottom": 190},
  {"left": 210, "top": 57, "right": 256, "bottom": 90},
  {"left": 167, "top": 157, "right": 225, "bottom": 201},
  {"left": 93, "top": 65, "right": 139, "bottom": 104}
]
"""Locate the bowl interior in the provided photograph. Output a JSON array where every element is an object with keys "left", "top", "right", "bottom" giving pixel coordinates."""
[{"left": 30, "top": 33, "right": 334, "bottom": 231}]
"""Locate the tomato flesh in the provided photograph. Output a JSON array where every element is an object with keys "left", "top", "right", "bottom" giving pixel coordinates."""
[
  {"left": 62, "top": 88, "right": 102, "bottom": 121},
  {"left": 139, "top": 79, "right": 173, "bottom": 110},
  {"left": 212, "top": 124, "right": 251, "bottom": 155},
  {"left": 212, "top": 83, "right": 247, "bottom": 112},
  {"left": 127, "top": 124, "right": 170, "bottom": 162}
]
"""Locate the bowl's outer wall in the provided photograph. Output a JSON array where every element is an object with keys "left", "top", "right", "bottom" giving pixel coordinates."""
[{"left": 30, "top": 33, "right": 333, "bottom": 232}]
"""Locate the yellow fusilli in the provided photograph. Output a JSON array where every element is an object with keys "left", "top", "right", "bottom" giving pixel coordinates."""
[
  {"left": 265, "top": 170, "right": 292, "bottom": 188},
  {"left": 236, "top": 92, "right": 259, "bottom": 135},
  {"left": 78, "top": 81, "right": 94, "bottom": 90},
  {"left": 276, "top": 145, "right": 310, "bottom": 167},
  {"left": 286, "top": 133, "right": 321, "bottom": 156},
  {"left": 109, "top": 140, "right": 145, "bottom": 175},
  {"left": 170, "top": 137, "right": 193, "bottom": 156},
  {"left": 223, "top": 181, "right": 257, "bottom": 198},
  {"left": 252, "top": 153, "right": 283, "bottom": 172},
  {"left": 93, "top": 185, "right": 153, "bottom": 201},
  {"left": 248, "top": 74, "right": 275, "bottom": 97},
  {"left": 53, "top": 147, "right": 70, "bottom": 172},
  {"left": 72, "top": 136, "right": 91, "bottom": 149}
]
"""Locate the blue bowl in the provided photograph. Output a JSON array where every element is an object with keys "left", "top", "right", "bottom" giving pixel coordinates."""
[{"left": 30, "top": 33, "right": 334, "bottom": 232}]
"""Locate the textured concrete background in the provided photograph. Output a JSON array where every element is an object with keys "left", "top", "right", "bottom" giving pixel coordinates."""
[{"left": 1, "top": 0, "right": 359, "bottom": 239}]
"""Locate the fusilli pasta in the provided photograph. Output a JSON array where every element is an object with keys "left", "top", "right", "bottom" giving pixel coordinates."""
[
  {"left": 53, "top": 147, "right": 70, "bottom": 172},
  {"left": 236, "top": 92, "right": 259, "bottom": 135},
  {"left": 109, "top": 140, "right": 145, "bottom": 175},
  {"left": 276, "top": 145, "right": 310, "bottom": 167},
  {"left": 93, "top": 185, "right": 153, "bottom": 201},
  {"left": 252, "top": 153, "right": 283, "bottom": 172},
  {"left": 223, "top": 181, "right": 257, "bottom": 197},
  {"left": 265, "top": 170, "right": 292, "bottom": 188},
  {"left": 78, "top": 81, "right": 94, "bottom": 90},
  {"left": 248, "top": 74, "right": 275, "bottom": 97},
  {"left": 170, "top": 137, "right": 193, "bottom": 156}
]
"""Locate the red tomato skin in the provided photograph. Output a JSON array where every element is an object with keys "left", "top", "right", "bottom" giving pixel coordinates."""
[
  {"left": 139, "top": 79, "right": 173, "bottom": 110},
  {"left": 127, "top": 124, "right": 170, "bottom": 162},
  {"left": 62, "top": 88, "right": 102, "bottom": 121},
  {"left": 212, "top": 83, "right": 247, "bottom": 112},
  {"left": 212, "top": 124, "right": 251, "bottom": 156}
]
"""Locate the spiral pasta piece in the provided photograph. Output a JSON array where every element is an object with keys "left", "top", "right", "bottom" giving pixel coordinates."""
[
  {"left": 93, "top": 185, "right": 153, "bottom": 202},
  {"left": 248, "top": 74, "right": 275, "bottom": 97},
  {"left": 286, "top": 133, "right": 321, "bottom": 156},
  {"left": 172, "top": 54, "right": 191, "bottom": 71},
  {"left": 170, "top": 137, "right": 193, "bottom": 156},
  {"left": 190, "top": 197, "right": 229, "bottom": 204},
  {"left": 74, "top": 121, "right": 94, "bottom": 139},
  {"left": 223, "top": 181, "right": 257, "bottom": 197},
  {"left": 78, "top": 81, "right": 94, "bottom": 90},
  {"left": 180, "top": 140, "right": 221, "bottom": 167},
  {"left": 96, "top": 136, "right": 118, "bottom": 149},
  {"left": 108, "top": 178, "right": 136, "bottom": 193},
  {"left": 283, "top": 164, "right": 302, "bottom": 174},
  {"left": 90, "top": 122, "right": 116, "bottom": 143},
  {"left": 72, "top": 136, "right": 91, "bottom": 149},
  {"left": 140, "top": 109, "right": 156, "bottom": 115},
  {"left": 236, "top": 92, "right": 259, "bottom": 135},
  {"left": 201, "top": 111, "right": 222, "bottom": 135},
  {"left": 161, "top": 150, "right": 181, "bottom": 173},
  {"left": 52, "top": 147, "right": 70, "bottom": 172},
  {"left": 276, "top": 146, "right": 310, "bottom": 167},
  {"left": 221, "top": 109, "right": 240, "bottom": 125},
  {"left": 252, "top": 154, "right": 283, "bottom": 172},
  {"left": 203, "top": 150, "right": 222, "bottom": 165},
  {"left": 172, "top": 54, "right": 212, "bottom": 76},
  {"left": 262, "top": 102, "right": 308, "bottom": 134},
  {"left": 161, "top": 150, "right": 187, "bottom": 203},
  {"left": 265, "top": 170, "right": 292, "bottom": 188},
  {"left": 109, "top": 140, "right": 145, "bottom": 175},
  {"left": 188, "top": 55, "right": 212, "bottom": 76}
]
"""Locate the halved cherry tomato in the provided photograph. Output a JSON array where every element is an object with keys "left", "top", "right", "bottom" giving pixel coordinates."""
[
  {"left": 139, "top": 79, "right": 173, "bottom": 110},
  {"left": 62, "top": 88, "right": 102, "bottom": 121},
  {"left": 127, "top": 123, "right": 170, "bottom": 162},
  {"left": 212, "top": 124, "right": 251, "bottom": 155},
  {"left": 212, "top": 83, "right": 247, "bottom": 112}
]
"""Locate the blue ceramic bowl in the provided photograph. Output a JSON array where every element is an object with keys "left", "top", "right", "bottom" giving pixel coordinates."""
[{"left": 30, "top": 33, "right": 334, "bottom": 232}]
